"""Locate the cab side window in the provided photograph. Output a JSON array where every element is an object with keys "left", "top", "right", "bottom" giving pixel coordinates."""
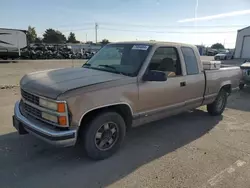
[
  {"left": 148, "top": 47, "right": 182, "bottom": 77},
  {"left": 181, "top": 47, "right": 199, "bottom": 75}
]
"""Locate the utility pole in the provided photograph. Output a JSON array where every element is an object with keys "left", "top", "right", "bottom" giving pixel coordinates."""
[{"left": 95, "top": 23, "right": 98, "bottom": 44}]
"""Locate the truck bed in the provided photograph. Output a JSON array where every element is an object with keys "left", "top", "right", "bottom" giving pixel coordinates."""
[{"left": 203, "top": 66, "right": 242, "bottom": 105}]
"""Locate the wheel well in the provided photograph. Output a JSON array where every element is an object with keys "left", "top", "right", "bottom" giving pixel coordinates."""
[
  {"left": 79, "top": 104, "right": 133, "bottom": 131},
  {"left": 221, "top": 84, "right": 231, "bottom": 94}
]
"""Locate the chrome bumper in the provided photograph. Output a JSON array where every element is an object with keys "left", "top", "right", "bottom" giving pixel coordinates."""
[{"left": 13, "top": 101, "right": 77, "bottom": 147}]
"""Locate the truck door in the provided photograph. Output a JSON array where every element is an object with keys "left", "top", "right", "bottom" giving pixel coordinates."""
[
  {"left": 180, "top": 47, "right": 205, "bottom": 109},
  {"left": 138, "top": 46, "right": 186, "bottom": 123}
]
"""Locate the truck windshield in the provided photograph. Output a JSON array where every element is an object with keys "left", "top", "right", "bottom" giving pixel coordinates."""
[{"left": 82, "top": 44, "right": 151, "bottom": 76}]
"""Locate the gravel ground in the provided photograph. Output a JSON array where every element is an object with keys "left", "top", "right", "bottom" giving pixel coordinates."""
[{"left": 1, "top": 59, "right": 250, "bottom": 188}]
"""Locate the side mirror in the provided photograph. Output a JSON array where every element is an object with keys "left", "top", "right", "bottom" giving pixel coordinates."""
[{"left": 143, "top": 70, "right": 167, "bottom": 82}]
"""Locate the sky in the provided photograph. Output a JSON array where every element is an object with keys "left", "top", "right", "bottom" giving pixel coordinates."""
[{"left": 1, "top": 0, "right": 250, "bottom": 48}]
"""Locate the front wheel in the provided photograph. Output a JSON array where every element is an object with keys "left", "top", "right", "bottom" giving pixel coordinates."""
[
  {"left": 81, "top": 111, "right": 126, "bottom": 160},
  {"left": 207, "top": 89, "right": 228, "bottom": 116}
]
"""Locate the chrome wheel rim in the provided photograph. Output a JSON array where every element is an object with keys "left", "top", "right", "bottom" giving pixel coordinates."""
[{"left": 95, "top": 122, "right": 119, "bottom": 151}]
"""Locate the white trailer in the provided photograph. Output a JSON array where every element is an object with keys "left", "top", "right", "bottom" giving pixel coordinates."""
[{"left": 0, "top": 28, "right": 27, "bottom": 59}]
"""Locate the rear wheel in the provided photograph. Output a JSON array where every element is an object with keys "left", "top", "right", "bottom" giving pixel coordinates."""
[
  {"left": 207, "top": 89, "right": 228, "bottom": 116},
  {"left": 81, "top": 111, "right": 126, "bottom": 160}
]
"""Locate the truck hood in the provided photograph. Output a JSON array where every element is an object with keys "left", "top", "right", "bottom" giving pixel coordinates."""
[{"left": 20, "top": 67, "right": 125, "bottom": 99}]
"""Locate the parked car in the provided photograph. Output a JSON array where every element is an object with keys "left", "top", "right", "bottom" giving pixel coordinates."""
[
  {"left": 207, "top": 49, "right": 218, "bottom": 56},
  {"left": 239, "top": 60, "right": 250, "bottom": 90},
  {"left": 214, "top": 50, "right": 234, "bottom": 60},
  {"left": 13, "top": 41, "right": 242, "bottom": 160}
]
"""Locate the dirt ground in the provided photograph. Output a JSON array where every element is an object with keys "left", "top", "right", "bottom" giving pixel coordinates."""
[
  {"left": 0, "top": 60, "right": 85, "bottom": 86},
  {"left": 1, "top": 59, "right": 250, "bottom": 188}
]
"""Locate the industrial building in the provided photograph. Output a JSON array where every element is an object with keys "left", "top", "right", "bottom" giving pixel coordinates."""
[{"left": 234, "top": 26, "right": 250, "bottom": 59}]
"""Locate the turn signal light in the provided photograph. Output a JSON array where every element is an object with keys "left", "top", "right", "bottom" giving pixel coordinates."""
[
  {"left": 58, "top": 116, "right": 67, "bottom": 126},
  {"left": 57, "top": 103, "right": 66, "bottom": 113}
]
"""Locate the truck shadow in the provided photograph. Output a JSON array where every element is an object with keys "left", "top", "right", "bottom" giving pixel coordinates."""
[
  {"left": 227, "top": 86, "right": 250, "bottom": 112},
  {"left": 0, "top": 109, "right": 222, "bottom": 188}
]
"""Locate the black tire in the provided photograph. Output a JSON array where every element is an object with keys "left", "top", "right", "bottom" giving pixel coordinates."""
[
  {"left": 81, "top": 111, "right": 126, "bottom": 160},
  {"left": 239, "top": 83, "right": 245, "bottom": 90},
  {"left": 207, "top": 89, "right": 228, "bottom": 116}
]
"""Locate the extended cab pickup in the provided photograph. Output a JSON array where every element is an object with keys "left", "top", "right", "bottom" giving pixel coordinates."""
[{"left": 13, "top": 41, "right": 242, "bottom": 160}]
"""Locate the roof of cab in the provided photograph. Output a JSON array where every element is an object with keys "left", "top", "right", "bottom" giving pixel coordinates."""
[{"left": 110, "top": 41, "right": 196, "bottom": 48}]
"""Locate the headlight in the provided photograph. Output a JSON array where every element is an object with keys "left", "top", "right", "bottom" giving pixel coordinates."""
[
  {"left": 42, "top": 112, "right": 58, "bottom": 123},
  {"left": 39, "top": 98, "right": 57, "bottom": 110},
  {"left": 41, "top": 112, "right": 67, "bottom": 126},
  {"left": 39, "top": 98, "right": 68, "bottom": 126},
  {"left": 39, "top": 98, "right": 66, "bottom": 112}
]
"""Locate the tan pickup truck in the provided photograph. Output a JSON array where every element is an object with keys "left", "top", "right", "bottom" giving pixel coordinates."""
[{"left": 13, "top": 41, "right": 242, "bottom": 160}]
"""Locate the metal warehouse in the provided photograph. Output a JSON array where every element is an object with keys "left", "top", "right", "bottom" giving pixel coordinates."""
[{"left": 234, "top": 26, "right": 250, "bottom": 59}]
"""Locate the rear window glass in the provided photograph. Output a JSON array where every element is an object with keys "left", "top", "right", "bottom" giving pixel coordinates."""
[{"left": 181, "top": 47, "right": 199, "bottom": 75}]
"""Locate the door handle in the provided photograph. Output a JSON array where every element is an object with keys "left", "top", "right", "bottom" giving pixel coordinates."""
[{"left": 180, "top": 81, "right": 186, "bottom": 87}]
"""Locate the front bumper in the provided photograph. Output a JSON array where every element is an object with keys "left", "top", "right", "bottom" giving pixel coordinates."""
[{"left": 13, "top": 101, "right": 77, "bottom": 147}]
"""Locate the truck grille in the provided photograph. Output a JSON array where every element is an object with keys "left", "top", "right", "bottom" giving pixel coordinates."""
[
  {"left": 20, "top": 89, "right": 68, "bottom": 127},
  {"left": 23, "top": 102, "right": 42, "bottom": 118},
  {"left": 21, "top": 89, "right": 39, "bottom": 105}
]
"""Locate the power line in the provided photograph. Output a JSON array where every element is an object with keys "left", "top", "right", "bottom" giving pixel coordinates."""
[
  {"left": 37, "top": 28, "right": 93, "bottom": 35},
  {"left": 60, "top": 28, "right": 93, "bottom": 32},
  {"left": 99, "top": 22, "right": 247, "bottom": 28},
  {"left": 99, "top": 27, "right": 237, "bottom": 34},
  {"left": 36, "top": 28, "right": 93, "bottom": 37},
  {"left": 53, "top": 22, "right": 94, "bottom": 28},
  {"left": 41, "top": 22, "right": 248, "bottom": 29}
]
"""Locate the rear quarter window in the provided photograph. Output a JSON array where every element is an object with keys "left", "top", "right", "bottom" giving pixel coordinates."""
[{"left": 181, "top": 47, "right": 199, "bottom": 75}]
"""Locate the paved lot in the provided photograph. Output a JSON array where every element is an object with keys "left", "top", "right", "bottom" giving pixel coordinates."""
[{"left": 1, "top": 59, "right": 250, "bottom": 188}]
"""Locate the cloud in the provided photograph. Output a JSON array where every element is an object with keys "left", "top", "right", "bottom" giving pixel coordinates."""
[{"left": 178, "top": 9, "right": 250, "bottom": 23}]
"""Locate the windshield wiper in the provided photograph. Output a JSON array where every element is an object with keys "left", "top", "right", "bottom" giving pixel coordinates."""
[
  {"left": 98, "top": 64, "right": 128, "bottom": 76},
  {"left": 98, "top": 64, "right": 117, "bottom": 70},
  {"left": 83, "top": 63, "right": 91, "bottom": 67},
  {"left": 82, "top": 63, "right": 94, "bottom": 69},
  {"left": 83, "top": 64, "right": 129, "bottom": 76}
]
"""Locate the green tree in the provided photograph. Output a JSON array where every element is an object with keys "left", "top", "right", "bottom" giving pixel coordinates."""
[
  {"left": 27, "top": 26, "right": 37, "bottom": 44},
  {"left": 67, "top": 32, "right": 79, "bottom": 43},
  {"left": 43, "top": 29, "right": 66, "bottom": 44},
  {"left": 34, "top": 37, "right": 43, "bottom": 44},
  {"left": 100, "top": 39, "right": 110, "bottom": 45},
  {"left": 211, "top": 43, "right": 225, "bottom": 49}
]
